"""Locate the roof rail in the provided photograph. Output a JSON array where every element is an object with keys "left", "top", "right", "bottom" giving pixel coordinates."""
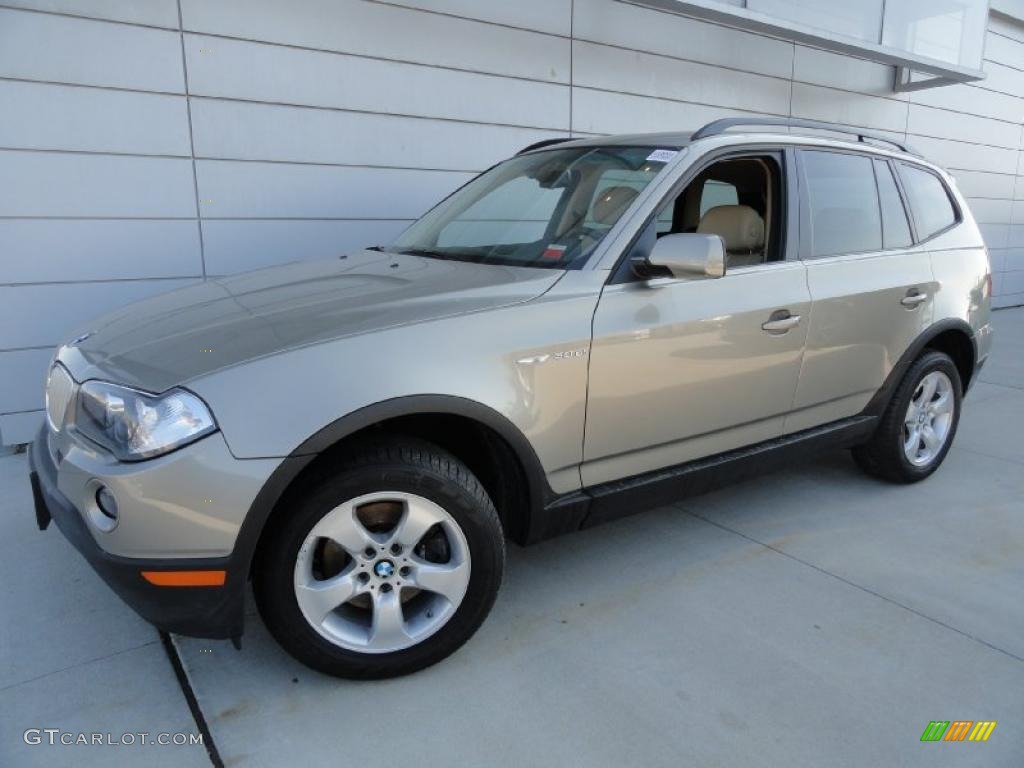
[
  {"left": 517, "top": 138, "right": 575, "bottom": 155},
  {"left": 691, "top": 117, "right": 916, "bottom": 155}
]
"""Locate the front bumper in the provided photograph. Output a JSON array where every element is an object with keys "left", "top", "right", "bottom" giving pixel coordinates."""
[{"left": 29, "top": 427, "right": 244, "bottom": 639}]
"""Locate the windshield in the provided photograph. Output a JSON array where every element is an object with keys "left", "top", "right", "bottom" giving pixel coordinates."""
[{"left": 385, "top": 145, "right": 679, "bottom": 269}]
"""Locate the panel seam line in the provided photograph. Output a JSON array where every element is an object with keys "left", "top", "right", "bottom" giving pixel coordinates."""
[{"left": 178, "top": 0, "right": 205, "bottom": 279}]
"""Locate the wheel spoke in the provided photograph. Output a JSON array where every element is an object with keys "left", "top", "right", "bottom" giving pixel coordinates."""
[
  {"left": 904, "top": 426, "right": 921, "bottom": 456},
  {"left": 919, "top": 373, "right": 939, "bottom": 405},
  {"left": 410, "top": 557, "right": 470, "bottom": 604},
  {"left": 931, "top": 387, "right": 953, "bottom": 414},
  {"left": 310, "top": 504, "right": 376, "bottom": 557},
  {"left": 295, "top": 572, "right": 358, "bottom": 625},
  {"left": 904, "top": 401, "right": 920, "bottom": 426},
  {"left": 368, "top": 589, "right": 410, "bottom": 650},
  {"left": 921, "top": 425, "right": 941, "bottom": 453},
  {"left": 391, "top": 497, "right": 447, "bottom": 549}
]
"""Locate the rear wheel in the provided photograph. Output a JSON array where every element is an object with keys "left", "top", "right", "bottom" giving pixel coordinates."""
[
  {"left": 852, "top": 350, "right": 962, "bottom": 483},
  {"left": 254, "top": 439, "right": 504, "bottom": 678}
]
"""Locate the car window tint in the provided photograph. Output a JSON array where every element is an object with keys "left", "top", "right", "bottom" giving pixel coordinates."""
[
  {"left": 873, "top": 160, "right": 913, "bottom": 249},
  {"left": 803, "top": 151, "right": 882, "bottom": 258},
  {"left": 898, "top": 163, "right": 957, "bottom": 240}
]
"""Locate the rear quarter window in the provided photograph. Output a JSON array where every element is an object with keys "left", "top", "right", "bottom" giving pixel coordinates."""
[{"left": 897, "top": 163, "right": 958, "bottom": 241}]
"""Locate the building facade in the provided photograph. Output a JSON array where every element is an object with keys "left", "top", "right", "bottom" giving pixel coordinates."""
[{"left": 1, "top": 0, "right": 1022, "bottom": 445}]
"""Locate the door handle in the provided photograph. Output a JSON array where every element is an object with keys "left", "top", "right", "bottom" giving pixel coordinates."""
[
  {"left": 901, "top": 291, "right": 928, "bottom": 308},
  {"left": 761, "top": 311, "right": 801, "bottom": 333}
]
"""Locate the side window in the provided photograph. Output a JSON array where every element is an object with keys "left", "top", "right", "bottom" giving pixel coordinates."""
[
  {"left": 802, "top": 150, "right": 882, "bottom": 258},
  {"left": 873, "top": 160, "right": 913, "bottom": 249},
  {"left": 651, "top": 155, "right": 783, "bottom": 268},
  {"left": 898, "top": 163, "right": 958, "bottom": 241},
  {"left": 655, "top": 179, "right": 739, "bottom": 234}
]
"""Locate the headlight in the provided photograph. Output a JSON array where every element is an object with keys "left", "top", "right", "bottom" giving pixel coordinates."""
[{"left": 75, "top": 381, "right": 216, "bottom": 461}]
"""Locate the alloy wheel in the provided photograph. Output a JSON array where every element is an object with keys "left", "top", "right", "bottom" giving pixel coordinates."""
[
  {"left": 902, "top": 370, "right": 955, "bottom": 467},
  {"left": 293, "top": 491, "right": 471, "bottom": 653}
]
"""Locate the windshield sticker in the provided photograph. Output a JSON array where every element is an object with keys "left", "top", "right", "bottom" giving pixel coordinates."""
[
  {"left": 646, "top": 149, "right": 678, "bottom": 164},
  {"left": 542, "top": 244, "right": 568, "bottom": 260}
]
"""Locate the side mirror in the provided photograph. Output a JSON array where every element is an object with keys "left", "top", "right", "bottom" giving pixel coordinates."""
[{"left": 642, "top": 233, "right": 726, "bottom": 279}]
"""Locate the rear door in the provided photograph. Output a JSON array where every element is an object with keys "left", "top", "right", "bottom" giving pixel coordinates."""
[{"left": 786, "top": 149, "right": 936, "bottom": 433}]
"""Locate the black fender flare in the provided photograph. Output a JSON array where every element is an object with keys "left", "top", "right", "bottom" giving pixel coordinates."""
[
  {"left": 228, "top": 395, "right": 553, "bottom": 581},
  {"left": 862, "top": 318, "right": 977, "bottom": 417}
]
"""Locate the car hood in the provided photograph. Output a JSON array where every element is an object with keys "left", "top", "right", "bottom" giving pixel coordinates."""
[{"left": 59, "top": 251, "right": 563, "bottom": 392}]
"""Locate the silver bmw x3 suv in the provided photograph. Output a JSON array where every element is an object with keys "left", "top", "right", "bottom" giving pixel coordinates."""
[{"left": 30, "top": 118, "right": 993, "bottom": 678}]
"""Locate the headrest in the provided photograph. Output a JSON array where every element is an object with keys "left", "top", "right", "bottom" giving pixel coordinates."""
[
  {"left": 697, "top": 204, "right": 765, "bottom": 251},
  {"left": 592, "top": 186, "right": 639, "bottom": 225}
]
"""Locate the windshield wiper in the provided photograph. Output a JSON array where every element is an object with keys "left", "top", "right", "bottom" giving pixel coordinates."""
[{"left": 396, "top": 248, "right": 464, "bottom": 261}]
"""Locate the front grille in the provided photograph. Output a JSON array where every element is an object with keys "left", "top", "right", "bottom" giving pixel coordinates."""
[{"left": 45, "top": 364, "right": 75, "bottom": 432}]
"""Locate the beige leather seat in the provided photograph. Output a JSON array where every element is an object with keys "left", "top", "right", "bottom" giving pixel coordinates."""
[{"left": 696, "top": 204, "right": 765, "bottom": 268}]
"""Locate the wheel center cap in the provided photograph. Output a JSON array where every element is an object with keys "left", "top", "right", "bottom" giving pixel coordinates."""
[{"left": 373, "top": 559, "right": 395, "bottom": 579}]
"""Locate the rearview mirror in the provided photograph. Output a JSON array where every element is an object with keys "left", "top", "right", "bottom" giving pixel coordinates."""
[{"left": 644, "top": 233, "right": 726, "bottom": 279}]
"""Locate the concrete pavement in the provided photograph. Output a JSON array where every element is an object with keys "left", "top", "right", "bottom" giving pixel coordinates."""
[
  {"left": 0, "top": 456, "right": 209, "bottom": 767},
  {"left": 2, "top": 308, "right": 1022, "bottom": 767}
]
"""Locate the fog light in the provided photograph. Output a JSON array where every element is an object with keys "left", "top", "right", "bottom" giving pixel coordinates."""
[{"left": 95, "top": 486, "right": 118, "bottom": 521}]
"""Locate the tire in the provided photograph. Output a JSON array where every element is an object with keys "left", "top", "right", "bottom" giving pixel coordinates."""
[
  {"left": 253, "top": 437, "right": 505, "bottom": 679},
  {"left": 852, "top": 349, "right": 962, "bottom": 484}
]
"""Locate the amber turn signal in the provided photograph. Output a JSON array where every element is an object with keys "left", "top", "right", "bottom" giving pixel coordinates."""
[{"left": 141, "top": 570, "right": 226, "bottom": 587}]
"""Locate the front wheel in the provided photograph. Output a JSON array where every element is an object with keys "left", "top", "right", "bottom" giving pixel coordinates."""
[
  {"left": 852, "top": 349, "right": 962, "bottom": 483},
  {"left": 253, "top": 439, "right": 504, "bottom": 679}
]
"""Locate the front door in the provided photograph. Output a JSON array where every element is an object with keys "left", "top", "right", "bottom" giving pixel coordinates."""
[{"left": 582, "top": 149, "right": 810, "bottom": 487}]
